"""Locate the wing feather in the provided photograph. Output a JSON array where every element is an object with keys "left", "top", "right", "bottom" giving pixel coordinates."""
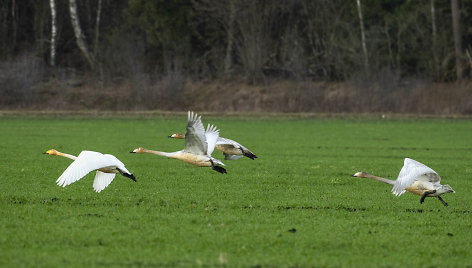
[
  {"left": 216, "top": 137, "right": 239, "bottom": 147},
  {"left": 93, "top": 171, "right": 116, "bottom": 193},
  {"left": 205, "top": 124, "right": 220, "bottom": 156},
  {"left": 56, "top": 151, "right": 108, "bottom": 187},
  {"left": 392, "top": 158, "right": 440, "bottom": 196},
  {"left": 56, "top": 151, "right": 122, "bottom": 188},
  {"left": 184, "top": 111, "right": 207, "bottom": 155}
]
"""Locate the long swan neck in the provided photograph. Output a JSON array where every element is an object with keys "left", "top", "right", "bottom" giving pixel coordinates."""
[
  {"left": 56, "top": 151, "right": 77, "bottom": 160},
  {"left": 364, "top": 173, "right": 395, "bottom": 185},
  {"left": 142, "top": 148, "right": 177, "bottom": 158}
]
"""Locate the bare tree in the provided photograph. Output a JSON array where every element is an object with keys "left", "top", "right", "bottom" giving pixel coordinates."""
[
  {"left": 93, "top": 0, "right": 102, "bottom": 57},
  {"left": 356, "top": 0, "right": 369, "bottom": 72},
  {"left": 451, "top": 0, "right": 463, "bottom": 80},
  {"left": 224, "top": 0, "right": 235, "bottom": 76},
  {"left": 69, "top": 0, "right": 95, "bottom": 69},
  {"left": 235, "top": 1, "right": 273, "bottom": 83},
  {"left": 430, "top": 0, "right": 438, "bottom": 78},
  {"left": 11, "top": 0, "right": 17, "bottom": 50},
  {"left": 49, "top": 0, "right": 57, "bottom": 67}
]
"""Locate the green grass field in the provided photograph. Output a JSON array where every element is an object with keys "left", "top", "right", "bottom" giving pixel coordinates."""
[{"left": 1, "top": 114, "right": 472, "bottom": 267}]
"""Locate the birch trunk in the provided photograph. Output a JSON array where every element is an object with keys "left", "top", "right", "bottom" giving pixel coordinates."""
[
  {"left": 69, "top": 0, "right": 95, "bottom": 69},
  {"left": 49, "top": 0, "right": 57, "bottom": 67},
  {"left": 356, "top": 0, "right": 369, "bottom": 72}
]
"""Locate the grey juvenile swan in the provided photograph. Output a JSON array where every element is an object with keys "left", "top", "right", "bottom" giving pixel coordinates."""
[{"left": 352, "top": 158, "right": 455, "bottom": 206}]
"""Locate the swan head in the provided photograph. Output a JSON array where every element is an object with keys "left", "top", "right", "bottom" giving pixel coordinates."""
[
  {"left": 130, "top": 147, "right": 145, "bottom": 153},
  {"left": 43, "top": 149, "right": 58, "bottom": 155},
  {"left": 438, "top": 184, "right": 455, "bottom": 194},
  {"left": 168, "top": 133, "right": 185, "bottom": 139},
  {"left": 351, "top": 171, "right": 368, "bottom": 178}
]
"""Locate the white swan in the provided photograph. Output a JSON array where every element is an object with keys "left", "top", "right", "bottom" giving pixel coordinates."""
[
  {"left": 169, "top": 133, "right": 257, "bottom": 160},
  {"left": 44, "top": 149, "right": 136, "bottom": 192},
  {"left": 131, "top": 111, "right": 226, "bottom": 174},
  {"left": 352, "top": 158, "right": 455, "bottom": 206}
]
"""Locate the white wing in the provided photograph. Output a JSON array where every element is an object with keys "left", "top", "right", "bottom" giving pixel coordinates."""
[
  {"left": 102, "top": 154, "right": 129, "bottom": 173},
  {"left": 56, "top": 151, "right": 116, "bottom": 188},
  {"left": 184, "top": 111, "right": 207, "bottom": 155},
  {"left": 205, "top": 124, "right": 220, "bottom": 156},
  {"left": 93, "top": 171, "right": 116, "bottom": 193},
  {"left": 392, "top": 158, "right": 440, "bottom": 196},
  {"left": 216, "top": 137, "right": 240, "bottom": 147}
]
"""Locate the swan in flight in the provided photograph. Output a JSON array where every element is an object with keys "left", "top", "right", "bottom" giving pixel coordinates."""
[
  {"left": 131, "top": 111, "right": 227, "bottom": 174},
  {"left": 351, "top": 158, "right": 455, "bottom": 206},
  {"left": 169, "top": 133, "right": 257, "bottom": 160},
  {"left": 44, "top": 149, "right": 136, "bottom": 192}
]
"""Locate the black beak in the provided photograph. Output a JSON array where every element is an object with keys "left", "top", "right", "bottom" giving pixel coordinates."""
[
  {"left": 168, "top": 136, "right": 173, "bottom": 138},
  {"left": 350, "top": 174, "right": 355, "bottom": 177},
  {"left": 129, "top": 151, "right": 135, "bottom": 153},
  {"left": 43, "top": 152, "right": 47, "bottom": 154}
]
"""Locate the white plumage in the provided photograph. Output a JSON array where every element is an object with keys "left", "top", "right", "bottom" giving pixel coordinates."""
[
  {"left": 215, "top": 137, "right": 257, "bottom": 160},
  {"left": 168, "top": 116, "right": 258, "bottom": 161},
  {"left": 352, "top": 158, "right": 455, "bottom": 206},
  {"left": 45, "top": 149, "right": 136, "bottom": 192},
  {"left": 131, "top": 111, "right": 226, "bottom": 174},
  {"left": 391, "top": 158, "right": 441, "bottom": 196}
]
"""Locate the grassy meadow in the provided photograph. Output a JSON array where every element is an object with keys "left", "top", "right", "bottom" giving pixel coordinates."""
[{"left": 1, "top": 113, "right": 472, "bottom": 267}]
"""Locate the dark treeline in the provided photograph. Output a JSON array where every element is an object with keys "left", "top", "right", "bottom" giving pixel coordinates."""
[{"left": 1, "top": 0, "right": 471, "bottom": 112}]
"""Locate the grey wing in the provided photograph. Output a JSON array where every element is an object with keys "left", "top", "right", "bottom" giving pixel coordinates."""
[
  {"left": 216, "top": 137, "right": 240, "bottom": 148},
  {"left": 392, "top": 158, "right": 440, "bottom": 196},
  {"left": 184, "top": 111, "right": 207, "bottom": 155},
  {"left": 217, "top": 137, "right": 257, "bottom": 160}
]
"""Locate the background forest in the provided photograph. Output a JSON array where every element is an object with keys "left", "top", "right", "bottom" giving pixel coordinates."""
[{"left": 1, "top": 0, "right": 471, "bottom": 113}]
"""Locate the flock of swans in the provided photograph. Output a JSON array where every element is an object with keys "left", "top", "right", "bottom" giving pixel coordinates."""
[
  {"left": 44, "top": 111, "right": 257, "bottom": 192},
  {"left": 44, "top": 111, "right": 455, "bottom": 206}
]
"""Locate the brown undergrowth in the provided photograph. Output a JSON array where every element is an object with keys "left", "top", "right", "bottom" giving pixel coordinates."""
[{"left": 2, "top": 77, "right": 472, "bottom": 114}]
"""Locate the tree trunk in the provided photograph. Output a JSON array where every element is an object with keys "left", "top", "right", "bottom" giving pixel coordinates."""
[
  {"left": 11, "top": 0, "right": 17, "bottom": 50},
  {"left": 356, "top": 0, "right": 369, "bottom": 73},
  {"left": 224, "top": 0, "right": 235, "bottom": 76},
  {"left": 451, "top": 0, "right": 463, "bottom": 80},
  {"left": 69, "top": 0, "right": 95, "bottom": 69},
  {"left": 430, "top": 0, "right": 439, "bottom": 79},
  {"left": 93, "top": 0, "right": 102, "bottom": 57},
  {"left": 49, "top": 0, "right": 57, "bottom": 67}
]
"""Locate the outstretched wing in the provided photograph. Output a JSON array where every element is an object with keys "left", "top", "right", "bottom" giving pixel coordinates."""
[
  {"left": 205, "top": 124, "right": 220, "bottom": 156},
  {"left": 184, "top": 111, "right": 207, "bottom": 155},
  {"left": 216, "top": 137, "right": 240, "bottom": 147},
  {"left": 392, "top": 158, "right": 440, "bottom": 196},
  {"left": 216, "top": 137, "right": 257, "bottom": 160},
  {"left": 56, "top": 151, "right": 111, "bottom": 188},
  {"left": 93, "top": 171, "right": 116, "bottom": 193}
]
